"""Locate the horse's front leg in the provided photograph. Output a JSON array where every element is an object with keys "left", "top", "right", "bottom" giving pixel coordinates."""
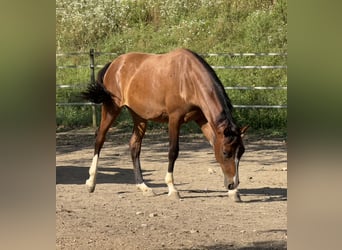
[
  {"left": 129, "top": 116, "right": 155, "bottom": 196},
  {"left": 224, "top": 176, "right": 242, "bottom": 202},
  {"left": 165, "top": 117, "right": 181, "bottom": 199},
  {"left": 165, "top": 172, "right": 180, "bottom": 199}
]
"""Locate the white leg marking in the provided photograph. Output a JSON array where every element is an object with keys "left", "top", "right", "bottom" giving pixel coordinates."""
[
  {"left": 165, "top": 172, "right": 180, "bottom": 198},
  {"left": 227, "top": 153, "right": 242, "bottom": 202},
  {"left": 233, "top": 152, "right": 240, "bottom": 189},
  {"left": 136, "top": 183, "right": 156, "bottom": 197},
  {"left": 85, "top": 154, "right": 98, "bottom": 192},
  {"left": 228, "top": 188, "right": 242, "bottom": 202}
]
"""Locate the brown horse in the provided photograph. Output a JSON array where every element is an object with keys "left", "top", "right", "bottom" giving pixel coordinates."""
[{"left": 82, "top": 48, "right": 248, "bottom": 201}]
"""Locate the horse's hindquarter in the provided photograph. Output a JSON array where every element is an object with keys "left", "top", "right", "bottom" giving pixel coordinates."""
[{"left": 117, "top": 51, "right": 198, "bottom": 122}]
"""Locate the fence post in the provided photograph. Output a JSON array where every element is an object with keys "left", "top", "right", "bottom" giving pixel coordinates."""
[{"left": 90, "top": 49, "right": 97, "bottom": 128}]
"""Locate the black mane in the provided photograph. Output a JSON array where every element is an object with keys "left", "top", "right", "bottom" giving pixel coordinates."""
[{"left": 186, "top": 49, "right": 238, "bottom": 131}]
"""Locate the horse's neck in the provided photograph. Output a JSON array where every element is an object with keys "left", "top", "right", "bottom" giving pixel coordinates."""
[
  {"left": 201, "top": 112, "right": 231, "bottom": 147},
  {"left": 192, "top": 73, "right": 234, "bottom": 144},
  {"left": 197, "top": 91, "right": 229, "bottom": 131},
  {"left": 197, "top": 96, "right": 224, "bottom": 127}
]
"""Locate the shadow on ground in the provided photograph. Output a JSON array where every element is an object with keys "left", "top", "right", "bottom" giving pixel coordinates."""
[
  {"left": 56, "top": 165, "right": 166, "bottom": 189},
  {"left": 181, "top": 240, "right": 286, "bottom": 249},
  {"left": 239, "top": 187, "right": 287, "bottom": 203}
]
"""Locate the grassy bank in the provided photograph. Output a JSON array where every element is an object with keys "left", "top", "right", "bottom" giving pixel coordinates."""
[{"left": 56, "top": 0, "right": 287, "bottom": 134}]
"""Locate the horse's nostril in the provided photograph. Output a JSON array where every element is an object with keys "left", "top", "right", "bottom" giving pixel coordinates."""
[{"left": 228, "top": 183, "right": 234, "bottom": 190}]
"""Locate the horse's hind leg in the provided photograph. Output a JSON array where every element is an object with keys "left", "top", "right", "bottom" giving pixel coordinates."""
[
  {"left": 129, "top": 113, "right": 155, "bottom": 196},
  {"left": 86, "top": 104, "right": 121, "bottom": 192}
]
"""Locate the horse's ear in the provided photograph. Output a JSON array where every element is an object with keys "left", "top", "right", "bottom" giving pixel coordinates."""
[{"left": 240, "top": 125, "right": 249, "bottom": 138}]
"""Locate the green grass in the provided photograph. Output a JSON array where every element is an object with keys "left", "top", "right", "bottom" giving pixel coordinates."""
[{"left": 56, "top": 0, "right": 287, "bottom": 134}]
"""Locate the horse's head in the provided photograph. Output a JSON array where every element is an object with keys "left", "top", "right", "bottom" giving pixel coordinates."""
[{"left": 214, "top": 125, "right": 249, "bottom": 190}]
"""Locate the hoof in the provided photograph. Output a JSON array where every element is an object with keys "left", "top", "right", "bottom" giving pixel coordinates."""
[
  {"left": 136, "top": 183, "right": 156, "bottom": 197},
  {"left": 85, "top": 180, "right": 95, "bottom": 193},
  {"left": 228, "top": 189, "right": 242, "bottom": 202},
  {"left": 142, "top": 188, "right": 156, "bottom": 197},
  {"left": 86, "top": 185, "right": 95, "bottom": 193},
  {"left": 168, "top": 191, "right": 181, "bottom": 200}
]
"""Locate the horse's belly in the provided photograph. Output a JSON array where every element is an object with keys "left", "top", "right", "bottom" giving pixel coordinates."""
[
  {"left": 126, "top": 99, "right": 198, "bottom": 123},
  {"left": 125, "top": 98, "right": 169, "bottom": 122},
  {"left": 123, "top": 81, "right": 195, "bottom": 122}
]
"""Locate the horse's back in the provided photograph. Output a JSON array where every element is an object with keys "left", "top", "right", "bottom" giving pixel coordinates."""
[
  {"left": 106, "top": 48, "right": 195, "bottom": 84},
  {"left": 98, "top": 48, "right": 233, "bottom": 132},
  {"left": 102, "top": 49, "right": 208, "bottom": 121}
]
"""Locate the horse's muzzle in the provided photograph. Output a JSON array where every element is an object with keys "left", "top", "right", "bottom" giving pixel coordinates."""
[{"left": 228, "top": 181, "right": 240, "bottom": 190}]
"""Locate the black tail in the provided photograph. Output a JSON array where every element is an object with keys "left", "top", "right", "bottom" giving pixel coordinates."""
[{"left": 82, "top": 62, "right": 113, "bottom": 104}]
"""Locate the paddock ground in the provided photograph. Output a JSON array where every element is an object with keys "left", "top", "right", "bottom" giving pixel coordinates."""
[{"left": 56, "top": 128, "right": 287, "bottom": 249}]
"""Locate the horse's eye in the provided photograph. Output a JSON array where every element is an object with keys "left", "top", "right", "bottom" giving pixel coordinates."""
[{"left": 223, "top": 151, "right": 233, "bottom": 158}]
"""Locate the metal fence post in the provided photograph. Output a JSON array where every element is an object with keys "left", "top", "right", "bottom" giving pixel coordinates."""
[{"left": 90, "top": 49, "right": 97, "bottom": 128}]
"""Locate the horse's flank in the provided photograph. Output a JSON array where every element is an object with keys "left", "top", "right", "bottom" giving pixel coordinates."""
[{"left": 103, "top": 48, "right": 237, "bottom": 134}]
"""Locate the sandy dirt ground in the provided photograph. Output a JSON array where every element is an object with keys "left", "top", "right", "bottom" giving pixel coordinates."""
[{"left": 56, "top": 128, "right": 287, "bottom": 250}]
